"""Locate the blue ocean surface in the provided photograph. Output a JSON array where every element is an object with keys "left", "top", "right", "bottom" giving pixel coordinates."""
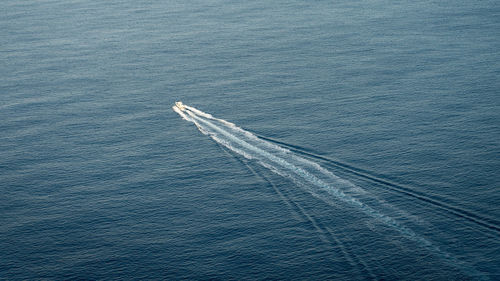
[{"left": 1, "top": 0, "right": 499, "bottom": 280}]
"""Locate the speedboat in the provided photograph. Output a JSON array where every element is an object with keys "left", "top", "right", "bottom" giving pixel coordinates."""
[{"left": 175, "top": 101, "right": 186, "bottom": 111}]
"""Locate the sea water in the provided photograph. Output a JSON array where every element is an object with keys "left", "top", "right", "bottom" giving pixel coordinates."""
[{"left": 1, "top": 0, "right": 499, "bottom": 280}]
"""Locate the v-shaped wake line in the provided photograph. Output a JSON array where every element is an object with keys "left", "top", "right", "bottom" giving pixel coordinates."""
[{"left": 173, "top": 102, "right": 487, "bottom": 280}]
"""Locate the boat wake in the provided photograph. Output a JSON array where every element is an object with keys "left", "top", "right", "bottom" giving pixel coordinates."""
[{"left": 173, "top": 101, "right": 488, "bottom": 280}]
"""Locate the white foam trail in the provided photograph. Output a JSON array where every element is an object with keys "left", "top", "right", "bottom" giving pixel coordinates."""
[
  {"left": 173, "top": 103, "right": 488, "bottom": 280},
  {"left": 184, "top": 109, "right": 421, "bottom": 240}
]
